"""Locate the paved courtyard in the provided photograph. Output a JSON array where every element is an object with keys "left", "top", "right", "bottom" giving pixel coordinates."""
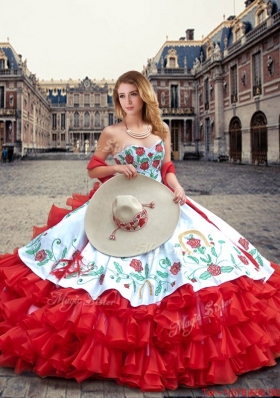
[{"left": 0, "top": 154, "right": 279, "bottom": 397}]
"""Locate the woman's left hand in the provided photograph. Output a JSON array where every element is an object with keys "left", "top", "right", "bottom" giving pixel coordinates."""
[{"left": 173, "top": 186, "right": 186, "bottom": 206}]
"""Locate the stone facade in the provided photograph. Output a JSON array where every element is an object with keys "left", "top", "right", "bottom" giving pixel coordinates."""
[{"left": 144, "top": 0, "right": 280, "bottom": 164}]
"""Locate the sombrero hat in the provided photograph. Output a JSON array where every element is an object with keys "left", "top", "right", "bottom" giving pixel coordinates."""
[{"left": 84, "top": 174, "right": 180, "bottom": 257}]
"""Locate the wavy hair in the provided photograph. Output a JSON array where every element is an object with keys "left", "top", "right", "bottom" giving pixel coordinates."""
[{"left": 113, "top": 70, "right": 167, "bottom": 140}]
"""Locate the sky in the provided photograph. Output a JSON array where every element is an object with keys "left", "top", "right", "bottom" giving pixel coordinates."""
[{"left": 1, "top": 0, "right": 246, "bottom": 81}]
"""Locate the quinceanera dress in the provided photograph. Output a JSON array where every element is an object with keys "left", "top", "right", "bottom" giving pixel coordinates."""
[{"left": 0, "top": 140, "right": 280, "bottom": 392}]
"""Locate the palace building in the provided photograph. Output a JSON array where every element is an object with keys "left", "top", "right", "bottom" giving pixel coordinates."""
[
  {"left": 1, "top": 0, "right": 280, "bottom": 164},
  {"left": 143, "top": 0, "right": 280, "bottom": 164}
]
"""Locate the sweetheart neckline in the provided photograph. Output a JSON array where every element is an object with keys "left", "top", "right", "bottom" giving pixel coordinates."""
[{"left": 113, "top": 140, "right": 163, "bottom": 156}]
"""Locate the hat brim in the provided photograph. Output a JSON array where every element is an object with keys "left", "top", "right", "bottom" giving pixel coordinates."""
[{"left": 84, "top": 174, "right": 180, "bottom": 257}]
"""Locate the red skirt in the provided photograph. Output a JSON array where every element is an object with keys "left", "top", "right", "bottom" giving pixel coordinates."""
[{"left": 0, "top": 188, "right": 280, "bottom": 391}]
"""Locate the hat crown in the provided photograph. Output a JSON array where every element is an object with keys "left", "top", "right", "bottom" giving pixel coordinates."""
[{"left": 112, "top": 195, "right": 142, "bottom": 223}]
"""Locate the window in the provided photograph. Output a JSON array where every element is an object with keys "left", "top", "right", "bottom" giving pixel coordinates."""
[
  {"left": 84, "top": 111, "right": 90, "bottom": 127},
  {"left": 0, "top": 59, "right": 5, "bottom": 70},
  {"left": 61, "top": 113, "right": 65, "bottom": 129},
  {"left": 74, "top": 111, "right": 79, "bottom": 127},
  {"left": 61, "top": 133, "right": 65, "bottom": 141},
  {"left": 95, "top": 94, "right": 100, "bottom": 105},
  {"left": 204, "top": 78, "right": 209, "bottom": 110},
  {"left": 108, "top": 113, "right": 114, "bottom": 126},
  {"left": 84, "top": 94, "right": 90, "bottom": 106},
  {"left": 52, "top": 133, "right": 57, "bottom": 141},
  {"left": 0, "top": 86, "right": 4, "bottom": 108},
  {"left": 95, "top": 111, "right": 101, "bottom": 127},
  {"left": 253, "top": 52, "right": 262, "bottom": 95},
  {"left": 74, "top": 94, "right": 79, "bottom": 106},
  {"left": 170, "top": 85, "right": 178, "bottom": 108},
  {"left": 230, "top": 65, "right": 238, "bottom": 103},
  {"left": 52, "top": 113, "right": 57, "bottom": 129},
  {"left": 257, "top": 10, "right": 265, "bottom": 24}
]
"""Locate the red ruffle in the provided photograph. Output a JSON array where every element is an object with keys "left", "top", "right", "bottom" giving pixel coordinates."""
[{"left": 0, "top": 250, "right": 280, "bottom": 391}]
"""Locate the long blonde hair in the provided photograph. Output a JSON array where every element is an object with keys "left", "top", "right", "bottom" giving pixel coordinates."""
[{"left": 113, "top": 70, "right": 168, "bottom": 140}]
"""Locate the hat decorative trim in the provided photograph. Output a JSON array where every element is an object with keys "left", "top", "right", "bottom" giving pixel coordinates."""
[{"left": 109, "top": 201, "right": 155, "bottom": 240}]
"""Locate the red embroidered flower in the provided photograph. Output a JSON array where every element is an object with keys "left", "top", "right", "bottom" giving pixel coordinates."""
[
  {"left": 191, "top": 278, "right": 197, "bottom": 283},
  {"left": 124, "top": 284, "right": 130, "bottom": 289},
  {"left": 140, "top": 161, "right": 149, "bottom": 171},
  {"left": 187, "top": 238, "right": 201, "bottom": 248},
  {"left": 238, "top": 237, "right": 249, "bottom": 250},
  {"left": 152, "top": 160, "right": 160, "bottom": 169},
  {"left": 99, "top": 274, "right": 105, "bottom": 285},
  {"left": 115, "top": 159, "right": 121, "bottom": 165},
  {"left": 35, "top": 249, "right": 47, "bottom": 262},
  {"left": 170, "top": 262, "right": 181, "bottom": 275},
  {"left": 155, "top": 143, "right": 163, "bottom": 152},
  {"left": 130, "top": 259, "right": 143, "bottom": 272},
  {"left": 238, "top": 255, "right": 249, "bottom": 265},
  {"left": 136, "top": 147, "right": 145, "bottom": 156},
  {"left": 148, "top": 152, "right": 153, "bottom": 158},
  {"left": 171, "top": 282, "right": 176, "bottom": 287},
  {"left": 125, "top": 154, "right": 134, "bottom": 164},
  {"left": 207, "top": 264, "right": 221, "bottom": 276}
]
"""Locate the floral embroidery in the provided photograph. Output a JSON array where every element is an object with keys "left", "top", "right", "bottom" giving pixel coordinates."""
[
  {"left": 187, "top": 238, "right": 201, "bottom": 249},
  {"left": 170, "top": 262, "right": 181, "bottom": 275},
  {"left": 99, "top": 274, "right": 105, "bottom": 285},
  {"left": 35, "top": 249, "right": 47, "bottom": 262},
  {"left": 136, "top": 147, "right": 145, "bottom": 156},
  {"left": 207, "top": 264, "right": 221, "bottom": 276},
  {"left": 113, "top": 141, "right": 165, "bottom": 181},
  {"left": 125, "top": 154, "right": 134, "bottom": 164},
  {"left": 238, "top": 255, "right": 249, "bottom": 265},
  {"left": 130, "top": 259, "right": 143, "bottom": 272},
  {"left": 238, "top": 237, "right": 249, "bottom": 250},
  {"left": 155, "top": 143, "right": 163, "bottom": 152}
]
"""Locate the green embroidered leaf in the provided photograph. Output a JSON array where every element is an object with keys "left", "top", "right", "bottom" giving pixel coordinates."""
[
  {"left": 61, "top": 247, "right": 67, "bottom": 258},
  {"left": 249, "top": 249, "right": 257, "bottom": 256},
  {"left": 187, "top": 256, "right": 199, "bottom": 264},
  {"left": 145, "top": 263, "right": 149, "bottom": 279},
  {"left": 156, "top": 271, "right": 169, "bottom": 279},
  {"left": 26, "top": 249, "right": 37, "bottom": 255},
  {"left": 155, "top": 283, "right": 162, "bottom": 296},
  {"left": 116, "top": 277, "right": 121, "bottom": 283},
  {"left": 133, "top": 280, "right": 136, "bottom": 293},
  {"left": 220, "top": 266, "right": 234, "bottom": 273},
  {"left": 218, "top": 240, "right": 226, "bottom": 244},
  {"left": 45, "top": 249, "right": 53, "bottom": 260},
  {"left": 211, "top": 247, "right": 218, "bottom": 257},
  {"left": 230, "top": 254, "right": 237, "bottom": 265},
  {"left": 140, "top": 157, "right": 150, "bottom": 163},
  {"left": 199, "top": 271, "right": 211, "bottom": 280},
  {"left": 114, "top": 262, "right": 123, "bottom": 274},
  {"left": 164, "top": 257, "right": 172, "bottom": 267},
  {"left": 233, "top": 246, "right": 242, "bottom": 254},
  {"left": 256, "top": 255, "right": 264, "bottom": 267},
  {"left": 36, "top": 259, "right": 49, "bottom": 267},
  {"left": 197, "top": 247, "right": 206, "bottom": 254},
  {"left": 130, "top": 273, "right": 145, "bottom": 281}
]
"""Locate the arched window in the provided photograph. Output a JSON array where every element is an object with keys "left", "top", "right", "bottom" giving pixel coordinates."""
[{"left": 251, "top": 111, "right": 267, "bottom": 164}]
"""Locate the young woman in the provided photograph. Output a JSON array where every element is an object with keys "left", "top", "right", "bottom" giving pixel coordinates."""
[{"left": 0, "top": 70, "right": 279, "bottom": 392}]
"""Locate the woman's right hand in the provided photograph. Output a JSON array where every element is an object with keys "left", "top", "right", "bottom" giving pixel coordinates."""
[{"left": 115, "top": 164, "right": 138, "bottom": 179}]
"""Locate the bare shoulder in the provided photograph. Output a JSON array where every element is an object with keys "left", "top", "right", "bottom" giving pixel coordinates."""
[
  {"left": 95, "top": 122, "right": 124, "bottom": 156},
  {"left": 163, "top": 122, "right": 170, "bottom": 134}
]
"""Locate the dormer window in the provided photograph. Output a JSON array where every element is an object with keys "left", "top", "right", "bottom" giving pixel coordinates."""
[
  {"left": 166, "top": 48, "right": 179, "bottom": 68},
  {"left": 257, "top": 9, "right": 265, "bottom": 23},
  {"left": 232, "top": 21, "right": 246, "bottom": 42},
  {"left": 0, "top": 49, "right": 8, "bottom": 70},
  {"left": 255, "top": 0, "right": 271, "bottom": 26}
]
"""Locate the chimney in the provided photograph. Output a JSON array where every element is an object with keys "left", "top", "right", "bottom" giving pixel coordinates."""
[{"left": 186, "top": 29, "right": 194, "bottom": 41}]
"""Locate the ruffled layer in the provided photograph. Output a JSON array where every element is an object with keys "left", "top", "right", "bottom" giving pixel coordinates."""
[{"left": 0, "top": 251, "right": 280, "bottom": 391}]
